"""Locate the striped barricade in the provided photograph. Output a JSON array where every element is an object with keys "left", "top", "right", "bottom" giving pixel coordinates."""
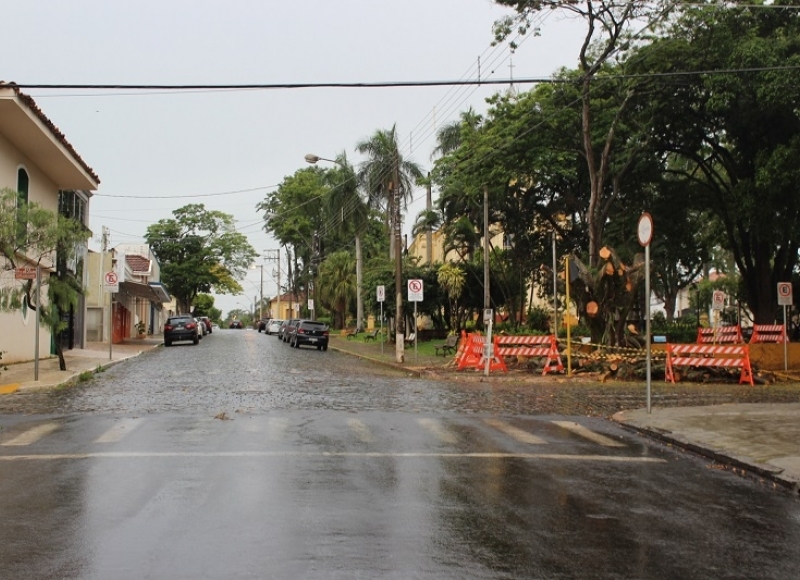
[
  {"left": 495, "top": 335, "right": 563, "bottom": 375},
  {"left": 749, "top": 324, "right": 787, "bottom": 344},
  {"left": 457, "top": 332, "right": 487, "bottom": 371},
  {"left": 665, "top": 343, "right": 753, "bottom": 385},
  {"left": 696, "top": 325, "right": 743, "bottom": 344}
]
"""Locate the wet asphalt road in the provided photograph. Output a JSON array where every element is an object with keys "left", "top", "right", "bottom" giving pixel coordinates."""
[{"left": 1, "top": 329, "right": 800, "bottom": 579}]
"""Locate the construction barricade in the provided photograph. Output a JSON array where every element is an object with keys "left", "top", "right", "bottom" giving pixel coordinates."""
[
  {"left": 665, "top": 343, "right": 754, "bottom": 385},
  {"left": 749, "top": 324, "right": 787, "bottom": 344},
  {"left": 456, "top": 333, "right": 563, "bottom": 375},
  {"left": 696, "top": 325, "right": 743, "bottom": 344},
  {"left": 495, "top": 335, "right": 563, "bottom": 375}
]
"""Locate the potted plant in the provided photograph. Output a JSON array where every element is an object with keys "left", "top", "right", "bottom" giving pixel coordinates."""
[{"left": 135, "top": 320, "right": 147, "bottom": 338}]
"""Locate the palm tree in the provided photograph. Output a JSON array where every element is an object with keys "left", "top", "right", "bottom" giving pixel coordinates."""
[
  {"left": 324, "top": 152, "right": 368, "bottom": 331},
  {"left": 355, "top": 125, "right": 424, "bottom": 260},
  {"left": 430, "top": 107, "right": 482, "bottom": 160},
  {"left": 437, "top": 262, "right": 466, "bottom": 331},
  {"left": 317, "top": 250, "right": 356, "bottom": 329}
]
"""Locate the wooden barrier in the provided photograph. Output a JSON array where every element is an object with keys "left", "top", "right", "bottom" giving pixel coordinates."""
[
  {"left": 696, "top": 325, "right": 743, "bottom": 344},
  {"left": 665, "top": 343, "right": 754, "bottom": 385},
  {"left": 495, "top": 335, "right": 563, "bottom": 375},
  {"left": 750, "top": 324, "right": 787, "bottom": 344}
]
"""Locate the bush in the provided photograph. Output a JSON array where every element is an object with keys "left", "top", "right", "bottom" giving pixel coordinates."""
[{"left": 526, "top": 306, "right": 552, "bottom": 333}]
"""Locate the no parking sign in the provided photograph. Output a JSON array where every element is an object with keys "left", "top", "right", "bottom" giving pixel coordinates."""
[
  {"left": 778, "top": 282, "right": 793, "bottom": 306},
  {"left": 407, "top": 279, "right": 423, "bottom": 302}
]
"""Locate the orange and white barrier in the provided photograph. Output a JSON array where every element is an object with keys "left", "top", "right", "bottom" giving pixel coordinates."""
[
  {"left": 696, "top": 325, "right": 743, "bottom": 344},
  {"left": 456, "top": 333, "right": 563, "bottom": 375},
  {"left": 749, "top": 324, "right": 787, "bottom": 344},
  {"left": 665, "top": 343, "right": 753, "bottom": 385},
  {"left": 495, "top": 335, "right": 563, "bottom": 375}
]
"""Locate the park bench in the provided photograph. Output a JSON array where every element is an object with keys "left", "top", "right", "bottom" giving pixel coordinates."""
[
  {"left": 345, "top": 327, "right": 362, "bottom": 339},
  {"left": 404, "top": 332, "right": 416, "bottom": 345},
  {"left": 363, "top": 329, "right": 380, "bottom": 342},
  {"left": 434, "top": 334, "right": 459, "bottom": 356}
]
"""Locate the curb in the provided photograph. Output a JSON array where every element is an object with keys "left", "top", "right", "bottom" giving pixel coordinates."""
[
  {"left": 612, "top": 416, "right": 800, "bottom": 495},
  {"left": 328, "top": 344, "right": 425, "bottom": 378}
]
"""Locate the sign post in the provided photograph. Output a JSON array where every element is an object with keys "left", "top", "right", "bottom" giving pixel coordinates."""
[
  {"left": 638, "top": 212, "right": 654, "bottom": 414},
  {"left": 377, "top": 285, "right": 385, "bottom": 354},
  {"left": 408, "top": 279, "right": 423, "bottom": 363},
  {"left": 778, "top": 282, "right": 793, "bottom": 371}
]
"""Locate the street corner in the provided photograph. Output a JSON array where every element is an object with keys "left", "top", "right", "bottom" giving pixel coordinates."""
[{"left": 0, "top": 384, "right": 20, "bottom": 395}]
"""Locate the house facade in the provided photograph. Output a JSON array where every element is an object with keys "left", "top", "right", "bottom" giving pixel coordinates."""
[{"left": 0, "top": 83, "right": 99, "bottom": 363}]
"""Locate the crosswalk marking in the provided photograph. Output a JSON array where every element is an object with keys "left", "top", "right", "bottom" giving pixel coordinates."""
[
  {"left": 347, "top": 418, "right": 373, "bottom": 443},
  {"left": 483, "top": 418, "right": 548, "bottom": 445},
  {"left": 551, "top": 420, "right": 625, "bottom": 447},
  {"left": 418, "top": 418, "right": 459, "bottom": 444},
  {"left": 1, "top": 422, "right": 61, "bottom": 447},
  {"left": 94, "top": 418, "right": 146, "bottom": 444}
]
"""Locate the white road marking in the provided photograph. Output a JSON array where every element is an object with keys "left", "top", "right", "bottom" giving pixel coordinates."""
[
  {"left": 1, "top": 422, "right": 61, "bottom": 447},
  {"left": 551, "top": 421, "right": 626, "bottom": 448},
  {"left": 484, "top": 418, "right": 547, "bottom": 445},
  {"left": 94, "top": 418, "right": 146, "bottom": 444},
  {"left": 0, "top": 451, "right": 666, "bottom": 462},
  {"left": 347, "top": 418, "right": 373, "bottom": 443},
  {"left": 418, "top": 418, "right": 459, "bottom": 444}
]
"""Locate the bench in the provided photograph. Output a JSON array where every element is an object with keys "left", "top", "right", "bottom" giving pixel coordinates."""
[
  {"left": 363, "top": 329, "right": 380, "bottom": 342},
  {"left": 345, "top": 327, "right": 362, "bottom": 340},
  {"left": 665, "top": 343, "right": 754, "bottom": 385},
  {"left": 404, "top": 332, "right": 416, "bottom": 345},
  {"left": 435, "top": 335, "right": 459, "bottom": 356}
]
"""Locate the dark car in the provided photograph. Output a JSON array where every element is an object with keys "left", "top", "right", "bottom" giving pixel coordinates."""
[
  {"left": 288, "top": 319, "right": 329, "bottom": 350},
  {"left": 257, "top": 318, "right": 270, "bottom": 333},
  {"left": 196, "top": 316, "right": 212, "bottom": 334},
  {"left": 229, "top": 319, "right": 243, "bottom": 329},
  {"left": 279, "top": 319, "right": 298, "bottom": 342},
  {"left": 163, "top": 314, "right": 200, "bottom": 346}
]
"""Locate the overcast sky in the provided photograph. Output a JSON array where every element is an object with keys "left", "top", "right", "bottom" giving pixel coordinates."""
[{"left": 5, "top": 0, "right": 585, "bottom": 317}]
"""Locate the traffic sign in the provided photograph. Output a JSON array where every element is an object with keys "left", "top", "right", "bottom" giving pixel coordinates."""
[
  {"left": 711, "top": 290, "right": 725, "bottom": 311},
  {"left": 778, "top": 282, "right": 793, "bottom": 306},
  {"left": 407, "top": 279, "right": 423, "bottom": 302},
  {"left": 14, "top": 267, "right": 37, "bottom": 280},
  {"left": 637, "top": 212, "right": 653, "bottom": 247},
  {"left": 376, "top": 285, "right": 385, "bottom": 302},
  {"left": 104, "top": 271, "right": 119, "bottom": 293}
]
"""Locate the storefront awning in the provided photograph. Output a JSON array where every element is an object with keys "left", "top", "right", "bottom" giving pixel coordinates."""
[{"left": 118, "top": 281, "right": 171, "bottom": 304}]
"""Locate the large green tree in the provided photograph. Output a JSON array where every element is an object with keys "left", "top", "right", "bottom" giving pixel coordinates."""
[
  {"left": 146, "top": 204, "right": 256, "bottom": 313},
  {"left": 631, "top": 2, "right": 800, "bottom": 323}
]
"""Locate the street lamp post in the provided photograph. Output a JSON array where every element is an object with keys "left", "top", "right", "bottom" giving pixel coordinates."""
[{"left": 305, "top": 152, "right": 364, "bottom": 332}]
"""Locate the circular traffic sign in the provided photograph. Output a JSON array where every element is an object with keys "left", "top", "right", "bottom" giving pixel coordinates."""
[
  {"left": 105, "top": 271, "right": 118, "bottom": 284},
  {"left": 778, "top": 282, "right": 792, "bottom": 297},
  {"left": 637, "top": 212, "right": 653, "bottom": 247},
  {"left": 408, "top": 279, "right": 422, "bottom": 293}
]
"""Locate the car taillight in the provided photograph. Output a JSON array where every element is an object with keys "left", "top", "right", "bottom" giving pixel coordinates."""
[
  {"left": 186, "top": 323, "right": 196, "bottom": 329},
  {"left": 298, "top": 328, "right": 305, "bottom": 334},
  {"left": 164, "top": 325, "right": 173, "bottom": 331},
  {"left": 322, "top": 330, "right": 329, "bottom": 337}
]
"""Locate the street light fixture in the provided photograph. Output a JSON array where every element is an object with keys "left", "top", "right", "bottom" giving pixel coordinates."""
[{"left": 305, "top": 152, "right": 365, "bottom": 331}]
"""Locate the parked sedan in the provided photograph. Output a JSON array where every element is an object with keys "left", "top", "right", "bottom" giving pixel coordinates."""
[
  {"left": 288, "top": 319, "right": 329, "bottom": 350},
  {"left": 196, "top": 316, "right": 213, "bottom": 334},
  {"left": 163, "top": 315, "right": 200, "bottom": 346},
  {"left": 279, "top": 319, "right": 298, "bottom": 342},
  {"left": 266, "top": 319, "right": 283, "bottom": 335}
]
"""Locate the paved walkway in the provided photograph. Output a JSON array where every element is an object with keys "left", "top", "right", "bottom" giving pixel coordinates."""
[{"left": 1, "top": 334, "right": 798, "bottom": 494}]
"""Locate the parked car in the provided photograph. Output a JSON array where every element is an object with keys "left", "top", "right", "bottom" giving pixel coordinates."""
[
  {"left": 279, "top": 319, "right": 298, "bottom": 342},
  {"left": 288, "top": 319, "right": 329, "bottom": 350},
  {"left": 196, "top": 316, "right": 212, "bottom": 334},
  {"left": 163, "top": 315, "right": 200, "bottom": 346},
  {"left": 229, "top": 319, "right": 243, "bottom": 329},
  {"left": 257, "top": 317, "right": 270, "bottom": 333},
  {"left": 195, "top": 317, "right": 207, "bottom": 337},
  {"left": 266, "top": 319, "right": 283, "bottom": 335}
]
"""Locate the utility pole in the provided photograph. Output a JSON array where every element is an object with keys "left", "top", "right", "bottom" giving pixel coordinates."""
[
  {"left": 102, "top": 226, "right": 112, "bottom": 361},
  {"left": 265, "top": 249, "right": 280, "bottom": 319},
  {"left": 393, "top": 161, "right": 404, "bottom": 363}
]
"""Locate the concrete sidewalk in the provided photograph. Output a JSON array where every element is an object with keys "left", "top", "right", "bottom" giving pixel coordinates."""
[
  {"left": 614, "top": 404, "right": 800, "bottom": 494},
  {"left": 0, "top": 338, "right": 162, "bottom": 394}
]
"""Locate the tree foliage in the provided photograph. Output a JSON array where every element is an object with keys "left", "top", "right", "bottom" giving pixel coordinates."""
[{"left": 145, "top": 204, "right": 257, "bottom": 313}]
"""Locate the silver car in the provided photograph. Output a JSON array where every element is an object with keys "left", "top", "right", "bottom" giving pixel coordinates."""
[{"left": 266, "top": 319, "right": 283, "bottom": 335}]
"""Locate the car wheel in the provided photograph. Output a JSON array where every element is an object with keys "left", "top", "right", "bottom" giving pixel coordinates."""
[
  {"left": 322, "top": 345, "right": 328, "bottom": 351},
  {"left": 193, "top": 336, "right": 199, "bottom": 345},
  {"left": 165, "top": 341, "right": 172, "bottom": 347},
  {"left": 317, "top": 345, "right": 322, "bottom": 351}
]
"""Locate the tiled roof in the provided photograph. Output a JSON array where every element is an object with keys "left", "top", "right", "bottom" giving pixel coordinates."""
[
  {"left": 0, "top": 81, "right": 100, "bottom": 184},
  {"left": 126, "top": 254, "right": 151, "bottom": 274}
]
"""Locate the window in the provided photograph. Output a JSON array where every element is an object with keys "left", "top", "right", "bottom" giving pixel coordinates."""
[
  {"left": 58, "top": 190, "right": 87, "bottom": 225},
  {"left": 16, "top": 167, "right": 29, "bottom": 244}
]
